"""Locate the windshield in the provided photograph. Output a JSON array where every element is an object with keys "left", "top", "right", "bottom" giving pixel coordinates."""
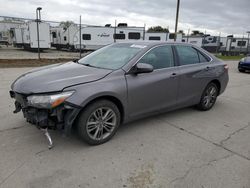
[{"left": 78, "top": 43, "right": 145, "bottom": 70}]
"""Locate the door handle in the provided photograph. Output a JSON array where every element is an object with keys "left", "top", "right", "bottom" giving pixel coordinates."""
[
  {"left": 205, "top": 66, "right": 210, "bottom": 71},
  {"left": 170, "top": 73, "right": 177, "bottom": 78}
]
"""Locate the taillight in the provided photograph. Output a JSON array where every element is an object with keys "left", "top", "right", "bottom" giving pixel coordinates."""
[{"left": 224, "top": 64, "right": 229, "bottom": 70}]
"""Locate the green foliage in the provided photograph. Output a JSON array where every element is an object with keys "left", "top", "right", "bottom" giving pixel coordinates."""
[
  {"left": 191, "top": 30, "right": 204, "bottom": 36},
  {"left": 215, "top": 54, "right": 245, "bottom": 60},
  {"left": 178, "top": 30, "right": 185, "bottom": 35},
  {"left": 59, "top": 21, "right": 75, "bottom": 30},
  {"left": 147, "top": 26, "right": 169, "bottom": 33}
]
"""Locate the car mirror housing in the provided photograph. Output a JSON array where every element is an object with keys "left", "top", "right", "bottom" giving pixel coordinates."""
[{"left": 130, "top": 63, "right": 154, "bottom": 74}]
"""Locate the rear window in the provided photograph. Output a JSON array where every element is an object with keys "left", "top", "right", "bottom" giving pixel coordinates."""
[
  {"left": 176, "top": 45, "right": 210, "bottom": 65},
  {"left": 175, "top": 45, "right": 200, "bottom": 65}
]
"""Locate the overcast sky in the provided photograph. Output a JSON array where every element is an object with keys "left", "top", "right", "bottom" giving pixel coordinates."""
[{"left": 0, "top": 0, "right": 249, "bottom": 37}]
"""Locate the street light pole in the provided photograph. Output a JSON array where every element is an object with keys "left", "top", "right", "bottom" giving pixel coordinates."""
[
  {"left": 174, "top": 0, "right": 180, "bottom": 42},
  {"left": 36, "top": 7, "right": 42, "bottom": 60},
  {"left": 247, "top": 31, "right": 250, "bottom": 54}
]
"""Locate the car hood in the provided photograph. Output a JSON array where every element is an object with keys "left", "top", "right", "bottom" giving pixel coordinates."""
[
  {"left": 243, "top": 57, "right": 250, "bottom": 63},
  {"left": 11, "top": 62, "right": 112, "bottom": 94}
]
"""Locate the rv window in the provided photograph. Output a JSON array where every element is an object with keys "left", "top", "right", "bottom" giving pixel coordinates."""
[
  {"left": 149, "top": 36, "right": 161, "bottom": 41},
  {"left": 114, "top": 33, "right": 125, "bottom": 40},
  {"left": 52, "top": 32, "right": 57, "bottom": 38},
  {"left": 169, "top": 33, "right": 175, "bottom": 39},
  {"left": 64, "top": 36, "right": 67, "bottom": 41},
  {"left": 82, "top": 34, "right": 91, "bottom": 40},
  {"left": 237, "top": 41, "right": 246, "bottom": 47},
  {"left": 128, "top": 32, "right": 141, "bottom": 40},
  {"left": 232, "top": 39, "right": 236, "bottom": 42}
]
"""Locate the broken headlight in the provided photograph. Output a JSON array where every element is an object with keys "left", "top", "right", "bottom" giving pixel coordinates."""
[{"left": 27, "top": 91, "right": 74, "bottom": 109}]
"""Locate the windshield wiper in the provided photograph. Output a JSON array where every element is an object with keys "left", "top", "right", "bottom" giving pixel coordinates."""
[
  {"left": 72, "top": 59, "right": 79, "bottom": 63},
  {"left": 81, "top": 63, "right": 96, "bottom": 68}
]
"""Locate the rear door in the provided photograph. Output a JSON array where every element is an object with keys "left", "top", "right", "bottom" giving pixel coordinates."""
[
  {"left": 126, "top": 45, "right": 180, "bottom": 118},
  {"left": 174, "top": 45, "right": 212, "bottom": 107}
]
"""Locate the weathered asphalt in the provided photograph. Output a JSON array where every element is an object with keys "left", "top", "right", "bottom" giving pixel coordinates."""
[{"left": 0, "top": 61, "right": 249, "bottom": 188}]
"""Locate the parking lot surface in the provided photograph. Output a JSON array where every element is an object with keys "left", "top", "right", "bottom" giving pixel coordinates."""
[
  {"left": 0, "top": 61, "right": 249, "bottom": 188},
  {"left": 0, "top": 46, "right": 79, "bottom": 59}
]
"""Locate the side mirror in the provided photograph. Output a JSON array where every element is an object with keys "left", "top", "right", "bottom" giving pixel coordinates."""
[{"left": 130, "top": 63, "right": 153, "bottom": 74}]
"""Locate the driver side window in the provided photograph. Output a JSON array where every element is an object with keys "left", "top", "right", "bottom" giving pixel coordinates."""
[{"left": 138, "top": 45, "right": 174, "bottom": 69}]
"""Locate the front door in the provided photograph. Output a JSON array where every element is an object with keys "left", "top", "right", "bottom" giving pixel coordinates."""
[{"left": 125, "top": 45, "right": 179, "bottom": 118}]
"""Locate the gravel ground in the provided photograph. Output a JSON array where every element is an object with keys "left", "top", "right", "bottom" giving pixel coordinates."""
[
  {"left": 0, "top": 61, "right": 249, "bottom": 188},
  {"left": 0, "top": 46, "right": 82, "bottom": 59}
]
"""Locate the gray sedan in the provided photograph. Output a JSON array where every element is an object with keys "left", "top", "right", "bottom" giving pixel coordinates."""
[{"left": 10, "top": 42, "right": 229, "bottom": 145}]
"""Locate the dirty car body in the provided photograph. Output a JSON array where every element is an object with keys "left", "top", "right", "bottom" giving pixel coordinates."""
[{"left": 10, "top": 42, "right": 229, "bottom": 145}]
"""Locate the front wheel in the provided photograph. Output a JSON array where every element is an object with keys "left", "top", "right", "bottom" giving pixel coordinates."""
[
  {"left": 197, "top": 83, "right": 218, "bottom": 111},
  {"left": 76, "top": 100, "right": 121, "bottom": 145},
  {"left": 238, "top": 68, "right": 245, "bottom": 73}
]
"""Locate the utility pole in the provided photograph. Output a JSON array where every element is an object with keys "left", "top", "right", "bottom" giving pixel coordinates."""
[
  {"left": 240, "top": 33, "right": 244, "bottom": 54},
  {"left": 143, "top": 23, "right": 146, "bottom": 40},
  {"left": 187, "top": 28, "right": 190, "bottom": 43},
  {"left": 114, "top": 20, "right": 117, "bottom": 43},
  {"left": 174, "top": 0, "right": 180, "bottom": 41},
  {"left": 79, "top": 15, "right": 82, "bottom": 59},
  {"left": 36, "top": 7, "right": 42, "bottom": 60}
]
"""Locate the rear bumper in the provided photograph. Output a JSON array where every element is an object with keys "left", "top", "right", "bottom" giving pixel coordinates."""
[{"left": 10, "top": 91, "right": 81, "bottom": 133}]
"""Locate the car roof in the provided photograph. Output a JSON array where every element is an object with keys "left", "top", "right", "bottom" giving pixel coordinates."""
[{"left": 115, "top": 41, "right": 194, "bottom": 48}]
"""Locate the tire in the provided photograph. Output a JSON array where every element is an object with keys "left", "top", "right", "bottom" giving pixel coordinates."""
[
  {"left": 197, "top": 83, "right": 219, "bottom": 111},
  {"left": 238, "top": 69, "right": 245, "bottom": 72},
  {"left": 76, "top": 100, "right": 121, "bottom": 145}
]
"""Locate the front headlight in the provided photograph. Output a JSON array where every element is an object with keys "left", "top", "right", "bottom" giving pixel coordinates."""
[{"left": 27, "top": 91, "right": 74, "bottom": 109}]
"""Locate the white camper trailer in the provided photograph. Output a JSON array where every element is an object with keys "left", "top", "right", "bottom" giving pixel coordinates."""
[
  {"left": 0, "top": 20, "right": 23, "bottom": 45},
  {"left": 145, "top": 33, "right": 182, "bottom": 42},
  {"left": 220, "top": 36, "right": 250, "bottom": 55},
  {"left": 51, "top": 24, "right": 79, "bottom": 50},
  {"left": 50, "top": 23, "right": 183, "bottom": 51},
  {"left": 12, "top": 21, "right": 51, "bottom": 50},
  {"left": 182, "top": 36, "right": 203, "bottom": 47},
  {"left": 73, "top": 25, "right": 145, "bottom": 50}
]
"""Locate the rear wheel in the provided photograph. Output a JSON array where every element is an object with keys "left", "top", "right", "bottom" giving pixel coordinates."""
[
  {"left": 197, "top": 83, "right": 218, "bottom": 111},
  {"left": 76, "top": 100, "right": 120, "bottom": 145}
]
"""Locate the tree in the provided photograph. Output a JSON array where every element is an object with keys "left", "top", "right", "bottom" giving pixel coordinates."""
[
  {"left": 191, "top": 30, "right": 204, "bottom": 36},
  {"left": 147, "top": 26, "right": 169, "bottom": 33},
  {"left": 59, "top": 21, "right": 75, "bottom": 30},
  {"left": 178, "top": 30, "right": 185, "bottom": 36}
]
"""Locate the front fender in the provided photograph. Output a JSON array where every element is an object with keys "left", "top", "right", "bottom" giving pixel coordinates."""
[{"left": 64, "top": 70, "right": 128, "bottom": 119}]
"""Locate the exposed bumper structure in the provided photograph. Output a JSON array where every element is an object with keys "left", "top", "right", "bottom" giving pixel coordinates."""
[{"left": 10, "top": 91, "right": 81, "bottom": 133}]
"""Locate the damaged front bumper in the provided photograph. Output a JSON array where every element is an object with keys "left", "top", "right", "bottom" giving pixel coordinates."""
[{"left": 10, "top": 91, "right": 81, "bottom": 134}]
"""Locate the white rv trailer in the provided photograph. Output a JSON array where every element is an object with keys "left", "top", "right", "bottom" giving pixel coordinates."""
[
  {"left": 50, "top": 23, "right": 183, "bottom": 51},
  {"left": 73, "top": 27, "right": 183, "bottom": 50},
  {"left": 219, "top": 37, "right": 250, "bottom": 55},
  {"left": 0, "top": 20, "right": 24, "bottom": 45},
  {"left": 145, "top": 32, "right": 182, "bottom": 42},
  {"left": 182, "top": 36, "right": 203, "bottom": 47},
  {"left": 12, "top": 21, "right": 51, "bottom": 50},
  {"left": 51, "top": 24, "right": 80, "bottom": 50},
  {"left": 73, "top": 25, "right": 145, "bottom": 50}
]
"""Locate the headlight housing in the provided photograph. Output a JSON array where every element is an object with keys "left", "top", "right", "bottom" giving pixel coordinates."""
[{"left": 27, "top": 91, "right": 74, "bottom": 109}]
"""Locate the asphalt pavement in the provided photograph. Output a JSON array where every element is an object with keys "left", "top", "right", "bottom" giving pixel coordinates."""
[{"left": 0, "top": 61, "right": 249, "bottom": 188}]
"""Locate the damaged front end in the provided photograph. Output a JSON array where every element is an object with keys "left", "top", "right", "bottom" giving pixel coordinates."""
[{"left": 9, "top": 90, "right": 81, "bottom": 148}]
